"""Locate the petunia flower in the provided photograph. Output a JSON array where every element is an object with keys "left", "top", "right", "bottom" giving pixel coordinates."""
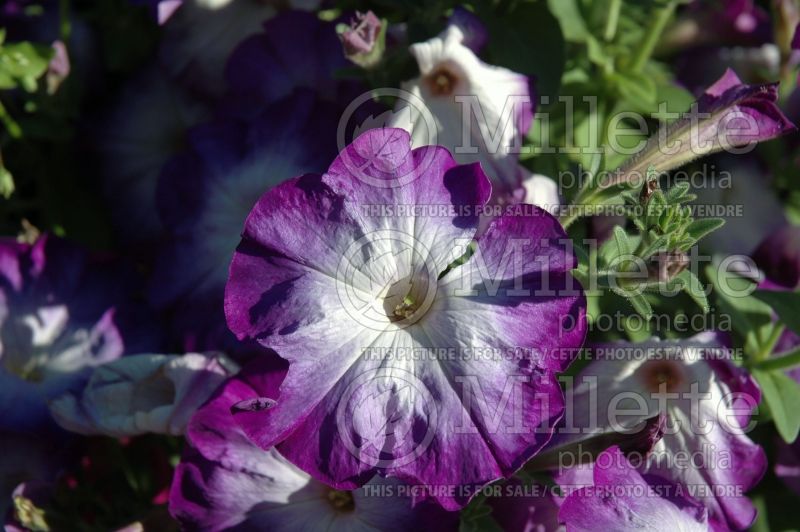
[
  {"left": 548, "top": 333, "right": 765, "bottom": 530},
  {"left": 222, "top": 10, "right": 363, "bottom": 119},
  {"left": 391, "top": 24, "right": 534, "bottom": 199},
  {"left": 95, "top": 66, "right": 210, "bottom": 246},
  {"left": 0, "top": 235, "right": 136, "bottom": 434},
  {"left": 752, "top": 224, "right": 800, "bottom": 290},
  {"left": 160, "top": 3, "right": 321, "bottom": 97},
  {"left": 150, "top": 91, "right": 339, "bottom": 357},
  {"left": 224, "top": 127, "right": 586, "bottom": 509},
  {"left": 614, "top": 69, "right": 795, "bottom": 187},
  {"left": 559, "top": 446, "right": 708, "bottom": 531},
  {"left": 169, "top": 356, "right": 455, "bottom": 530},
  {"left": 49, "top": 352, "right": 238, "bottom": 437}
]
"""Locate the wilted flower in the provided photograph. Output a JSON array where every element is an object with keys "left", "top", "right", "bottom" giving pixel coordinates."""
[
  {"left": 50, "top": 352, "right": 238, "bottom": 437},
  {"left": 392, "top": 24, "right": 533, "bottom": 199},
  {"left": 559, "top": 445, "right": 708, "bottom": 531},
  {"left": 45, "top": 40, "right": 69, "bottom": 94},
  {"left": 169, "top": 356, "right": 455, "bottom": 530},
  {"left": 224, "top": 127, "right": 586, "bottom": 509},
  {"left": 549, "top": 333, "right": 765, "bottom": 530}
]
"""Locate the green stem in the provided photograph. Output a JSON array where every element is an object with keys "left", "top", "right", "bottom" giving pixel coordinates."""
[
  {"left": 756, "top": 346, "right": 800, "bottom": 372},
  {"left": 629, "top": 0, "right": 677, "bottom": 73},
  {"left": 604, "top": 0, "right": 623, "bottom": 41}
]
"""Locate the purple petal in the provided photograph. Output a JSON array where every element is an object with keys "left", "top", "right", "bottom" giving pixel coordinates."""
[
  {"left": 170, "top": 356, "right": 454, "bottom": 530},
  {"left": 559, "top": 446, "right": 708, "bottom": 531},
  {"left": 753, "top": 224, "right": 800, "bottom": 289}
]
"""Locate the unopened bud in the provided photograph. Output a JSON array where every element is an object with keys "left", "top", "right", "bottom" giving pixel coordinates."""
[{"left": 338, "top": 11, "right": 384, "bottom": 69}]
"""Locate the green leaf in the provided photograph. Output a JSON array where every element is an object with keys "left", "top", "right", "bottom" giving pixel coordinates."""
[
  {"left": 628, "top": 293, "right": 653, "bottom": 319},
  {"left": 756, "top": 347, "right": 800, "bottom": 372},
  {"left": 705, "top": 265, "right": 772, "bottom": 357},
  {"left": 0, "top": 41, "right": 52, "bottom": 78},
  {"left": 672, "top": 269, "right": 710, "bottom": 313},
  {"left": 751, "top": 290, "right": 800, "bottom": 335},
  {"left": 0, "top": 164, "right": 13, "bottom": 199},
  {"left": 613, "top": 226, "right": 633, "bottom": 257},
  {"left": 637, "top": 232, "right": 669, "bottom": 260},
  {"left": 547, "top": 0, "right": 589, "bottom": 42},
  {"left": 610, "top": 71, "right": 657, "bottom": 112},
  {"left": 664, "top": 182, "right": 690, "bottom": 203},
  {"left": 753, "top": 369, "right": 800, "bottom": 443},
  {"left": 685, "top": 218, "right": 725, "bottom": 242}
]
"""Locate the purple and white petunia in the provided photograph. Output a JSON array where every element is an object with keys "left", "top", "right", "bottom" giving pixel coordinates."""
[
  {"left": 0, "top": 235, "right": 141, "bottom": 434},
  {"left": 548, "top": 333, "right": 765, "bottom": 530},
  {"left": 224, "top": 127, "right": 586, "bottom": 509},
  {"left": 170, "top": 355, "right": 455, "bottom": 531},
  {"left": 558, "top": 445, "right": 708, "bottom": 531},
  {"left": 150, "top": 91, "right": 339, "bottom": 356},
  {"left": 49, "top": 352, "right": 238, "bottom": 437},
  {"left": 391, "top": 23, "right": 534, "bottom": 199}
]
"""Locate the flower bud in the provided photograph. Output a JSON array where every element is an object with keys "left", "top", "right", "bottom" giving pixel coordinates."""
[{"left": 337, "top": 11, "right": 384, "bottom": 68}]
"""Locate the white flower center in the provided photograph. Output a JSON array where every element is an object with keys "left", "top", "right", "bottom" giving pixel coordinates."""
[
  {"left": 638, "top": 359, "right": 686, "bottom": 394},
  {"left": 425, "top": 65, "right": 459, "bottom": 96},
  {"left": 382, "top": 272, "right": 432, "bottom": 324}
]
